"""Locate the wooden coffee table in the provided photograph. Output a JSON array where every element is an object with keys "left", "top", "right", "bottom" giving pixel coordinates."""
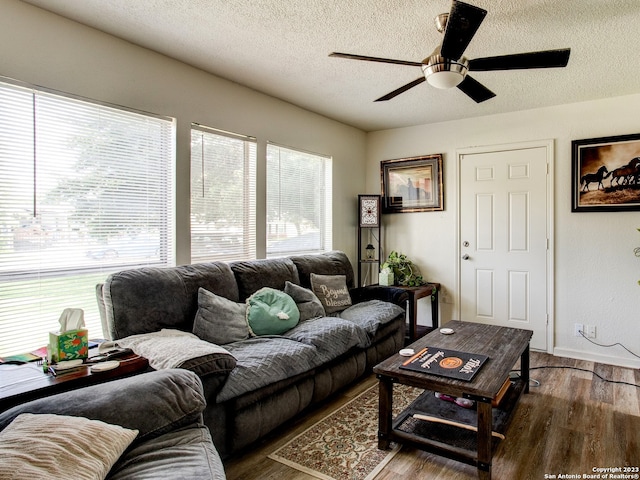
[
  {"left": 0, "top": 353, "right": 149, "bottom": 411},
  {"left": 373, "top": 321, "right": 532, "bottom": 480}
]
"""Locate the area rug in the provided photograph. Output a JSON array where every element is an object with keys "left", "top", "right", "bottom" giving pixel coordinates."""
[{"left": 268, "top": 383, "right": 421, "bottom": 480}]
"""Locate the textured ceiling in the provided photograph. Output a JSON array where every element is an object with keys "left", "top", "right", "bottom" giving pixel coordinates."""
[{"left": 20, "top": 0, "right": 640, "bottom": 131}]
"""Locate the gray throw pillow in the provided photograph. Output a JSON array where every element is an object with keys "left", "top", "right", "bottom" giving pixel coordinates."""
[
  {"left": 193, "top": 288, "right": 250, "bottom": 344},
  {"left": 284, "top": 281, "right": 326, "bottom": 320},
  {"left": 310, "top": 273, "right": 352, "bottom": 314}
]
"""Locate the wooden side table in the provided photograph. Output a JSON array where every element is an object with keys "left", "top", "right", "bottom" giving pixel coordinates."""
[
  {"left": 396, "top": 283, "right": 440, "bottom": 341},
  {"left": 0, "top": 353, "right": 149, "bottom": 412}
]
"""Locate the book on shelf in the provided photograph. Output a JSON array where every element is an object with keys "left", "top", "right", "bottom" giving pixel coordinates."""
[
  {"left": 492, "top": 377, "right": 512, "bottom": 407},
  {"left": 400, "top": 346, "right": 489, "bottom": 381},
  {"left": 0, "top": 352, "right": 41, "bottom": 364}
]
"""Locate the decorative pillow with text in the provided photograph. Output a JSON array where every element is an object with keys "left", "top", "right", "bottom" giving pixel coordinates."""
[{"left": 310, "top": 273, "right": 352, "bottom": 314}]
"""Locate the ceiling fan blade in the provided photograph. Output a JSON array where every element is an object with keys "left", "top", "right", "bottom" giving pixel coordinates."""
[
  {"left": 375, "top": 77, "right": 426, "bottom": 102},
  {"left": 329, "top": 52, "right": 423, "bottom": 67},
  {"left": 457, "top": 75, "right": 495, "bottom": 103},
  {"left": 469, "top": 48, "right": 571, "bottom": 71},
  {"left": 441, "top": 0, "right": 487, "bottom": 61}
]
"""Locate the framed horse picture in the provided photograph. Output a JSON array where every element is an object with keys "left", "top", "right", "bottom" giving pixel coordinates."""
[{"left": 572, "top": 133, "right": 640, "bottom": 212}]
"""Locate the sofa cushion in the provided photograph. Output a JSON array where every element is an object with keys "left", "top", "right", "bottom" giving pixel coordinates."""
[
  {"left": 0, "top": 370, "right": 206, "bottom": 443},
  {"left": 290, "top": 250, "right": 356, "bottom": 290},
  {"left": 284, "top": 281, "right": 325, "bottom": 321},
  {"left": 101, "top": 262, "right": 238, "bottom": 340},
  {"left": 283, "top": 316, "right": 370, "bottom": 363},
  {"left": 193, "top": 288, "right": 250, "bottom": 344},
  {"left": 338, "top": 299, "right": 406, "bottom": 338},
  {"left": 109, "top": 425, "right": 225, "bottom": 480},
  {"left": 246, "top": 287, "right": 300, "bottom": 335},
  {"left": 217, "top": 337, "right": 317, "bottom": 402},
  {"left": 0, "top": 413, "right": 138, "bottom": 480},
  {"left": 230, "top": 257, "right": 300, "bottom": 301},
  {"left": 105, "top": 329, "right": 237, "bottom": 379},
  {"left": 310, "top": 273, "right": 352, "bottom": 314}
]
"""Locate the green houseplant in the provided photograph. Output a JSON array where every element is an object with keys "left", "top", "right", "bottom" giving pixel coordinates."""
[{"left": 380, "top": 250, "right": 425, "bottom": 287}]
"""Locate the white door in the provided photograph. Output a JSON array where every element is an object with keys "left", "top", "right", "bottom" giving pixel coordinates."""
[{"left": 459, "top": 142, "right": 552, "bottom": 351}]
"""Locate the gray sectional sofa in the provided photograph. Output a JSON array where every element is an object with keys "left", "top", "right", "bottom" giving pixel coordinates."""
[
  {"left": 0, "top": 369, "right": 226, "bottom": 480},
  {"left": 96, "top": 251, "right": 408, "bottom": 458}
]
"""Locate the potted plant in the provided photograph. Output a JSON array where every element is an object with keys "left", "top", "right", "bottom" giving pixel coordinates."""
[{"left": 380, "top": 250, "right": 426, "bottom": 286}]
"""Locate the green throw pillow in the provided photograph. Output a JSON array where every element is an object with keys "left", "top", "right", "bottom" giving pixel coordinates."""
[
  {"left": 310, "top": 273, "right": 352, "bottom": 314},
  {"left": 246, "top": 287, "right": 300, "bottom": 336}
]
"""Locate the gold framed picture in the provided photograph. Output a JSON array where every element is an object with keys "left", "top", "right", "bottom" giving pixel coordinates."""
[{"left": 381, "top": 154, "right": 443, "bottom": 213}]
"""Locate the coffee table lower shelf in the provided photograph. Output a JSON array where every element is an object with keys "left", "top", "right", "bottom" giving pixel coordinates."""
[{"left": 385, "top": 378, "right": 526, "bottom": 468}]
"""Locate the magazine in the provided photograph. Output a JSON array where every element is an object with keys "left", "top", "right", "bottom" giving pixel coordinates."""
[{"left": 400, "top": 346, "right": 489, "bottom": 381}]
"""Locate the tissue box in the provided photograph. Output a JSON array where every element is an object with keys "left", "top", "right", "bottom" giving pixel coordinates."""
[
  {"left": 379, "top": 271, "right": 394, "bottom": 286},
  {"left": 49, "top": 329, "right": 89, "bottom": 362}
]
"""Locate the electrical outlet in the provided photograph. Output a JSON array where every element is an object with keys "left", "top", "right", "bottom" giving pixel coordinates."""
[
  {"left": 574, "top": 323, "right": 584, "bottom": 337},
  {"left": 586, "top": 325, "right": 596, "bottom": 338}
]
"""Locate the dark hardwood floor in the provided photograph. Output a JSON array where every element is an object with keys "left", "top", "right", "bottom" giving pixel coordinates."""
[{"left": 224, "top": 352, "right": 640, "bottom": 479}]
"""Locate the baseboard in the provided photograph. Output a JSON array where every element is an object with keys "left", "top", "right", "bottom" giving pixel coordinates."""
[{"left": 553, "top": 347, "right": 640, "bottom": 370}]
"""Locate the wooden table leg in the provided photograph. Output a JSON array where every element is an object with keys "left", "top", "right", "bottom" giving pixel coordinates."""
[
  {"left": 521, "top": 342, "right": 530, "bottom": 393},
  {"left": 407, "top": 293, "right": 417, "bottom": 341},
  {"left": 377, "top": 375, "right": 393, "bottom": 450},
  {"left": 476, "top": 399, "right": 493, "bottom": 480},
  {"left": 430, "top": 286, "right": 439, "bottom": 329}
]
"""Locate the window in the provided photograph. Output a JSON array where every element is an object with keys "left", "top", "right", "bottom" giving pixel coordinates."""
[
  {"left": 266, "top": 143, "right": 332, "bottom": 256},
  {"left": 0, "top": 79, "right": 175, "bottom": 357},
  {"left": 190, "top": 126, "right": 256, "bottom": 262}
]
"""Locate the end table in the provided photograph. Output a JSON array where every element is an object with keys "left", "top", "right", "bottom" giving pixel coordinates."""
[
  {"left": 0, "top": 353, "right": 149, "bottom": 412},
  {"left": 396, "top": 283, "right": 440, "bottom": 341}
]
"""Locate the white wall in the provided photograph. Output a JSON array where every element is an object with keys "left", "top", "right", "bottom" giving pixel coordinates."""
[
  {"left": 0, "top": 0, "right": 367, "bottom": 264},
  {"left": 368, "top": 95, "right": 640, "bottom": 369},
  {"left": 4, "top": 1, "right": 638, "bottom": 368}
]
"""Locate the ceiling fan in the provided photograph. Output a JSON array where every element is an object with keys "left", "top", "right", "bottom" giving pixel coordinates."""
[{"left": 330, "top": 0, "right": 570, "bottom": 103}]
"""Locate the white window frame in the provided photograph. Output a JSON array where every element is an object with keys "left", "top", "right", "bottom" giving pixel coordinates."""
[
  {"left": 190, "top": 124, "right": 257, "bottom": 263},
  {"left": 0, "top": 77, "right": 175, "bottom": 357},
  {"left": 266, "top": 142, "right": 332, "bottom": 257}
]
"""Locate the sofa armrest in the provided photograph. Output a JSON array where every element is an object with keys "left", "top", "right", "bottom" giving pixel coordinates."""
[
  {"left": 106, "top": 329, "right": 237, "bottom": 380},
  {"left": 350, "top": 285, "right": 409, "bottom": 308},
  {"left": 0, "top": 369, "right": 206, "bottom": 443}
]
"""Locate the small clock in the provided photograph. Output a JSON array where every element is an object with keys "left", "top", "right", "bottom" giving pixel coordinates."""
[{"left": 359, "top": 195, "right": 381, "bottom": 227}]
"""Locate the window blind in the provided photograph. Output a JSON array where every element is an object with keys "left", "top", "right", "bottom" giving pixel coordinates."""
[
  {"left": 0, "top": 79, "right": 175, "bottom": 357},
  {"left": 190, "top": 126, "right": 256, "bottom": 262},
  {"left": 266, "top": 143, "right": 332, "bottom": 256}
]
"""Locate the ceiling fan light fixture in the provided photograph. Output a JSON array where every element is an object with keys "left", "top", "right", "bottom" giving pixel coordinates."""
[
  {"left": 422, "top": 54, "right": 468, "bottom": 89},
  {"left": 426, "top": 70, "right": 464, "bottom": 89},
  {"left": 329, "top": 1, "right": 570, "bottom": 103}
]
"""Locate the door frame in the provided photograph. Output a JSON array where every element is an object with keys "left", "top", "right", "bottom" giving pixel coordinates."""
[{"left": 455, "top": 139, "right": 555, "bottom": 353}]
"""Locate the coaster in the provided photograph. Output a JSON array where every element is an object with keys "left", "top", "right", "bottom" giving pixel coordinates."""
[
  {"left": 399, "top": 348, "right": 415, "bottom": 357},
  {"left": 439, "top": 328, "right": 455, "bottom": 335},
  {"left": 90, "top": 360, "right": 120, "bottom": 372}
]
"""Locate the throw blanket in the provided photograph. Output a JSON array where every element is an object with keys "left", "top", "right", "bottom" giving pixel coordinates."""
[{"left": 101, "top": 329, "right": 236, "bottom": 376}]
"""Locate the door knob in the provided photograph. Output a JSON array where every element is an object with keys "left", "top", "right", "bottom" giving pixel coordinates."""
[{"left": 462, "top": 254, "right": 470, "bottom": 260}]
